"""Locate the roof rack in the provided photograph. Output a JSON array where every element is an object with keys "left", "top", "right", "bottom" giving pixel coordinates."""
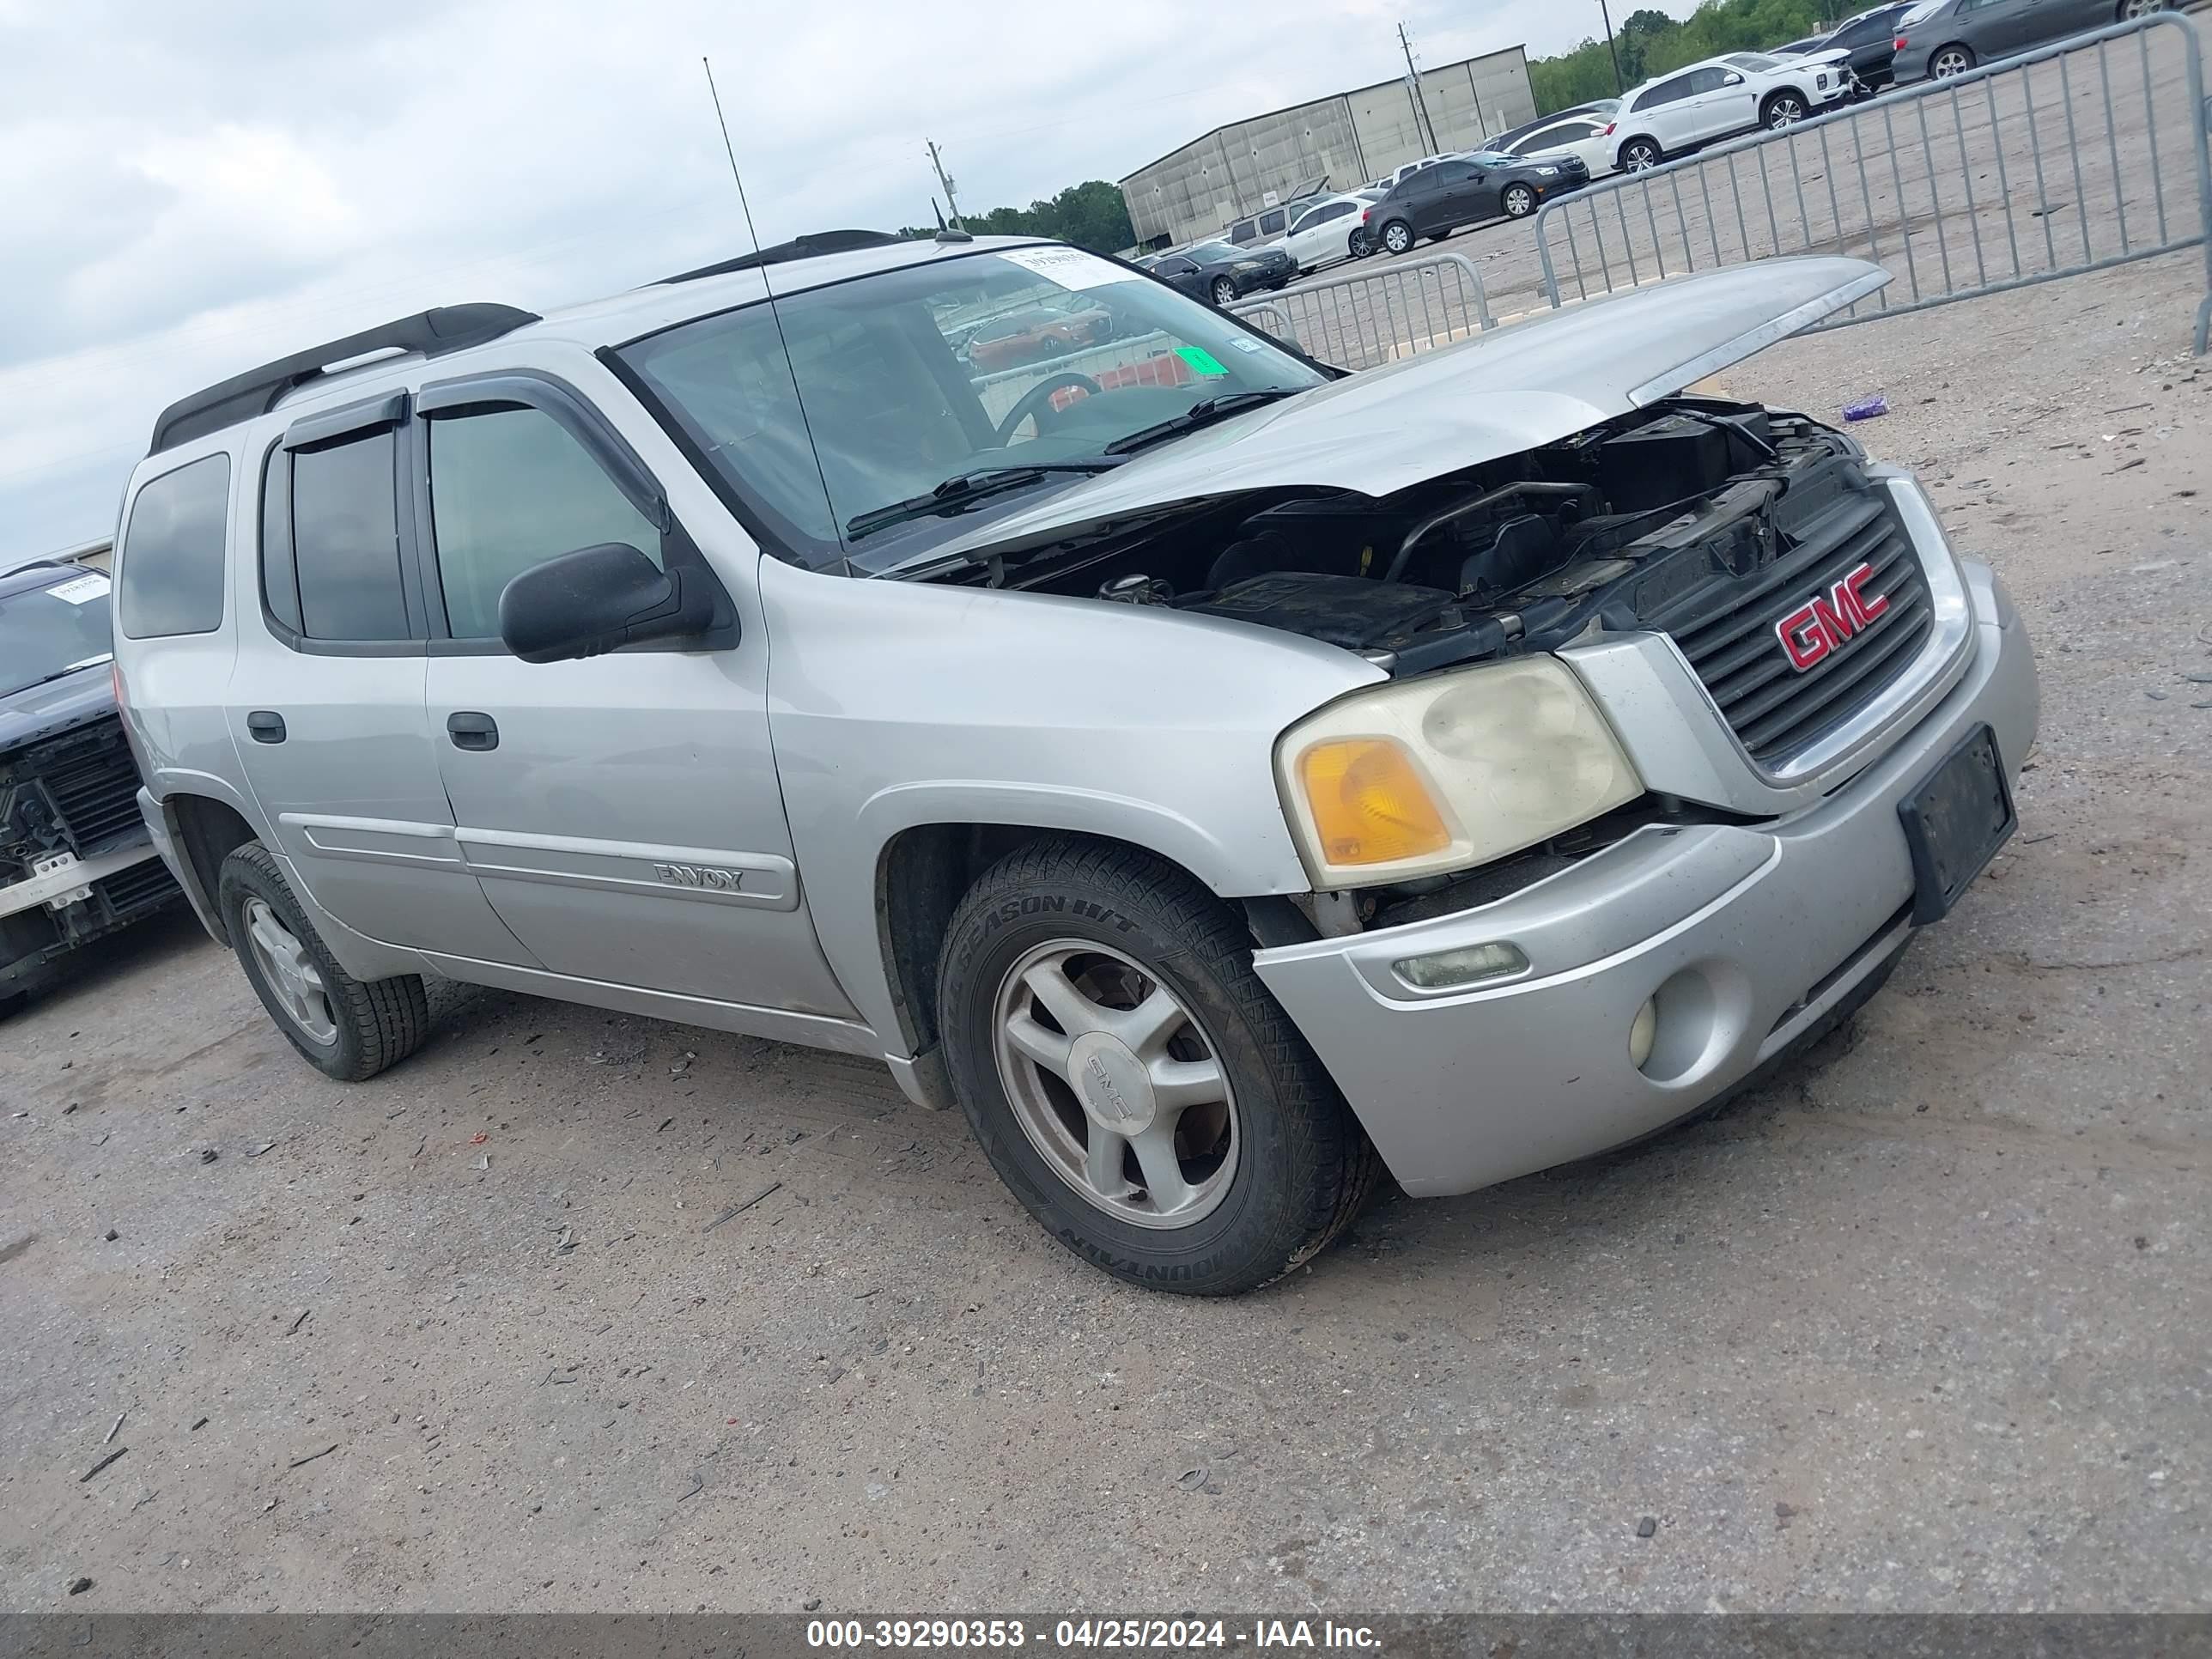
[
  {"left": 659, "top": 229, "right": 909, "bottom": 285},
  {"left": 149, "top": 302, "right": 542, "bottom": 454}
]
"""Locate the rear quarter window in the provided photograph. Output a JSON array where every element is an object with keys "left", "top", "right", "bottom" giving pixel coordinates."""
[{"left": 117, "top": 453, "right": 231, "bottom": 639}]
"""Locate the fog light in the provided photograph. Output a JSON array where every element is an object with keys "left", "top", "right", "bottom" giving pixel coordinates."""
[
  {"left": 1628, "top": 997, "right": 1658, "bottom": 1069},
  {"left": 1394, "top": 941, "right": 1529, "bottom": 989}
]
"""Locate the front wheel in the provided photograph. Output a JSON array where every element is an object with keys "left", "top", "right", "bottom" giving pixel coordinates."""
[
  {"left": 1381, "top": 219, "right": 1413, "bottom": 255},
  {"left": 937, "top": 838, "right": 1380, "bottom": 1295},
  {"left": 1502, "top": 183, "right": 1537, "bottom": 218},
  {"left": 1620, "top": 137, "right": 1663, "bottom": 172},
  {"left": 1210, "top": 276, "right": 1237, "bottom": 307},
  {"left": 1764, "top": 91, "right": 1808, "bottom": 128},
  {"left": 217, "top": 842, "right": 429, "bottom": 1081},
  {"left": 1929, "top": 44, "right": 1974, "bottom": 76}
]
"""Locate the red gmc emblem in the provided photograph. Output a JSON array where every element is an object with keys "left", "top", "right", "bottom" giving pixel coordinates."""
[{"left": 1774, "top": 562, "right": 1890, "bottom": 672}]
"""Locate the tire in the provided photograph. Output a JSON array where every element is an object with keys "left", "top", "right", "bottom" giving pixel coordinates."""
[
  {"left": 937, "top": 836, "right": 1382, "bottom": 1296},
  {"left": 1929, "top": 44, "right": 1973, "bottom": 76},
  {"left": 1502, "top": 183, "right": 1537, "bottom": 218},
  {"left": 1347, "top": 228, "right": 1373, "bottom": 258},
  {"left": 1764, "top": 91, "right": 1808, "bottom": 128},
  {"left": 1381, "top": 219, "right": 1413, "bottom": 255},
  {"left": 1620, "top": 137, "right": 1663, "bottom": 172},
  {"left": 216, "top": 842, "right": 429, "bottom": 1082},
  {"left": 1211, "top": 276, "right": 1237, "bottom": 307},
  {"left": 2117, "top": 0, "right": 2160, "bottom": 16}
]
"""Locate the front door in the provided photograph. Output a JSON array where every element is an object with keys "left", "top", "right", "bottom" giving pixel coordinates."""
[
  {"left": 1694, "top": 68, "right": 1758, "bottom": 140},
  {"left": 412, "top": 376, "right": 854, "bottom": 1018},
  {"left": 229, "top": 399, "right": 535, "bottom": 962}
]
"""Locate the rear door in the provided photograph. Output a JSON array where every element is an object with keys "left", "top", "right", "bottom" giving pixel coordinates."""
[
  {"left": 228, "top": 395, "right": 529, "bottom": 958},
  {"left": 410, "top": 365, "right": 854, "bottom": 1017},
  {"left": 1632, "top": 74, "right": 1698, "bottom": 149}
]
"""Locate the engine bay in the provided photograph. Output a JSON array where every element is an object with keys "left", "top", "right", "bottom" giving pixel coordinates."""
[{"left": 930, "top": 398, "right": 1877, "bottom": 675}]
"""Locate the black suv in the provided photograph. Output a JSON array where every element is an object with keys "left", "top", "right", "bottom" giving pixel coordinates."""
[
  {"left": 1365, "top": 151, "right": 1587, "bottom": 256},
  {"left": 1, "top": 559, "right": 179, "bottom": 1010}
]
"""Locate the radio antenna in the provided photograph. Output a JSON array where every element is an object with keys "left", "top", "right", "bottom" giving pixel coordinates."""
[{"left": 701, "top": 56, "right": 849, "bottom": 568}]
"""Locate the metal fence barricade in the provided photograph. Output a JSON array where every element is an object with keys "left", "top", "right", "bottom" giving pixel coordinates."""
[
  {"left": 1532, "top": 12, "right": 2211, "bottom": 354},
  {"left": 1229, "top": 252, "right": 1495, "bottom": 368}
]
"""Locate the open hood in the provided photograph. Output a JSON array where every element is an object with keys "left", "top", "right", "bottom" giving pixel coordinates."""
[{"left": 933, "top": 256, "right": 1888, "bottom": 562}]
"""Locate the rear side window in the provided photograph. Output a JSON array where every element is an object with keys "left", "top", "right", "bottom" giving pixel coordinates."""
[
  {"left": 117, "top": 453, "right": 230, "bottom": 639},
  {"left": 286, "top": 432, "right": 410, "bottom": 641},
  {"left": 427, "top": 405, "right": 662, "bottom": 641},
  {"left": 1635, "top": 75, "right": 1692, "bottom": 109},
  {"left": 1259, "top": 210, "right": 1286, "bottom": 235}
]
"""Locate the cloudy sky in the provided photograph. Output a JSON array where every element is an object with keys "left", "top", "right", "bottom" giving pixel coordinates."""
[{"left": 1, "top": 0, "right": 1692, "bottom": 556}]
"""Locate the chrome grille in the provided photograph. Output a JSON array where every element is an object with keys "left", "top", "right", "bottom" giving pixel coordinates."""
[{"left": 1655, "top": 490, "right": 1933, "bottom": 768}]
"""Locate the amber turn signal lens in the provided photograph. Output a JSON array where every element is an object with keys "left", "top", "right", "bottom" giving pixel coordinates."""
[{"left": 1297, "top": 738, "right": 1451, "bottom": 866}]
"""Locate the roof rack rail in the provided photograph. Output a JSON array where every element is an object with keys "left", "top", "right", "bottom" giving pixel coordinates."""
[
  {"left": 149, "top": 302, "right": 542, "bottom": 454},
  {"left": 659, "top": 229, "right": 909, "bottom": 285}
]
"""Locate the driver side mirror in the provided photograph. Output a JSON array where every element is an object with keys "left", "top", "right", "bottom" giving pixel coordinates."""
[
  {"left": 1724, "top": 70, "right": 1744, "bottom": 83},
  {"left": 499, "top": 542, "right": 717, "bottom": 665}
]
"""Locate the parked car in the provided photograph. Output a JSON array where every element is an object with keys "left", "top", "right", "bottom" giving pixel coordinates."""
[
  {"left": 1225, "top": 204, "right": 1291, "bottom": 246},
  {"left": 1367, "top": 152, "right": 1463, "bottom": 192},
  {"left": 1498, "top": 112, "right": 1620, "bottom": 182},
  {"left": 1773, "top": 3, "right": 1917, "bottom": 88},
  {"left": 1891, "top": 0, "right": 2155, "bottom": 81},
  {"left": 1607, "top": 48, "right": 1856, "bottom": 172},
  {"left": 1365, "top": 149, "right": 1589, "bottom": 254},
  {"left": 963, "top": 303, "right": 1115, "bottom": 373},
  {"left": 1485, "top": 101, "right": 1620, "bottom": 154},
  {"left": 1273, "top": 190, "right": 1387, "bottom": 271},
  {"left": 2, "top": 557, "right": 179, "bottom": 1012},
  {"left": 1146, "top": 239, "right": 1294, "bottom": 306},
  {"left": 115, "top": 235, "right": 2035, "bottom": 1295}
]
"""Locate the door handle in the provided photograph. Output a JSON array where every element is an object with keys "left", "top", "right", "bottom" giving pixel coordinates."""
[
  {"left": 246, "top": 711, "right": 286, "bottom": 744},
  {"left": 446, "top": 711, "right": 499, "bottom": 751}
]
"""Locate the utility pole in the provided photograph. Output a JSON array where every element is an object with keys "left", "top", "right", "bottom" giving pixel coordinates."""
[
  {"left": 1397, "top": 22, "right": 1440, "bottom": 154},
  {"left": 925, "top": 140, "right": 964, "bottom": 229},
  {"left": 1595, "top": 0, "right": 1625, "bottom": 94}
]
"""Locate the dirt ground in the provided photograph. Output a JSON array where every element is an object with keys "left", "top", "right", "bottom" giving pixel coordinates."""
[{"left": 3, "top": 250, "right": 2209, "bottom": 1615}]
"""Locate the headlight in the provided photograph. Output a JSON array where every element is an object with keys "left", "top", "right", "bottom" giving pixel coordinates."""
[
  {"left": 1534, "top": 166, "right": 1559, "bottom": 176},
  {"left": 1274, "top": 657, "right": 1643, "bottom": 889},
  {"left": 1233, "top": 260, "right": 1260, "bottom": 270}
]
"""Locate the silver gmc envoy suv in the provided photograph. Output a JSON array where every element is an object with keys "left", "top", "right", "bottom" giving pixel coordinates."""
[{"left": 113, "top": 230, "right": 2037, "bottom": 1293}]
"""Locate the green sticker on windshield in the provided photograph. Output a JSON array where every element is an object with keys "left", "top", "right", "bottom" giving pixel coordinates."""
[{"left": 1176, "top": 346, "right": 1230, "bottom": 377}]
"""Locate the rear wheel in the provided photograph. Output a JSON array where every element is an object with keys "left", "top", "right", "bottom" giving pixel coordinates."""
[
  {"left": 1210, "top": 276, "right": 1237, "bottom": 307},
  {"left": 2117, "top": 0, "right": 2162, "bottom": 16},
  {"left": 1620, "top": 137, "right": 1663, "bottom": 172},
  {"left": 1930, "top": 44, "right": 1974, "bottom": 76},
  {"left": 216, "top": 842, "right": 429, "bottom": 1081},
  {"left": 1763, "top": 91, "right": 1809, "bottom": 128},
  {"left": 937, "top": 838, "right": 1380, "bottom": 1295},
  {"left": 1502, "top": 183, "right": 1537, "bottom": 218},
  {"left": 1381, "top": 219, "right": 1413, "bottom": 255}
]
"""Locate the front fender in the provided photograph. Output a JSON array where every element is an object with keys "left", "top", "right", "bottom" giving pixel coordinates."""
[{"left": 760, "top": 558, "right": 1381, "bottom": 1051}]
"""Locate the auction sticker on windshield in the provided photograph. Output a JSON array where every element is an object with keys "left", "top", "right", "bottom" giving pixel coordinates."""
[
  {"left": 996, "top": 246, "right": 1142, "bottom": 289},
  {"left": 45, "top": 574, "right": 109, "bottom": 605}
]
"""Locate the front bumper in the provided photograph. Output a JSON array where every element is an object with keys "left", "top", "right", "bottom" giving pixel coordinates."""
[{"left": 1253, "top": 559, "right": 2038, "bottom": 1198}]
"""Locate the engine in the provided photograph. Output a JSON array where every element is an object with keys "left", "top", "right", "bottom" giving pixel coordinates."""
[{"left": 1015, "top": 398, "right": 1873, "bottom": 675}]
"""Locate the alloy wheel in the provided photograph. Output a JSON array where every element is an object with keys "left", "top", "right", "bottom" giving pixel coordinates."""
[
  {"left": 1383, "top": 222, "right": 1411, "bottom": 254},
  {"left": 243, "top": 897, "right": 337, "bottom": 1046},
  {"left": 1932, "top": 47, "right": 1971, "bottom": 76},
  {"left": 1504, "top": 185, "right": 1535, "bottom": 217},
  {"left": 990, "top": 939, "right": 1239, "bottom": 1229},
  {"left": 1768, "top": 95, "right": 1807, "bottom": 127},
  {"left": 1212, "top": 276, "right": 1237, "bottom": 307}
]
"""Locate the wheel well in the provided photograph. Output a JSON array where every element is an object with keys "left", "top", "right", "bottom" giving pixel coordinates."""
[
  {"left": 1619, "top": 134, "right": 1658, "bottom": 156},
  {"left": 876, "top": 824, "right": 1262, "bottom": 1059},
  {"left": 169, "top": 794, "right": 257, "bottom": 944}
]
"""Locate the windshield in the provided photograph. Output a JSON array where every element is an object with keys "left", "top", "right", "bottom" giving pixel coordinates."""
[
  {"left": 617, "top": 246, "right": 1324, "bottom": 573},
  {"left": 0, "top": 568, "right": 114, "bottom": 697}
]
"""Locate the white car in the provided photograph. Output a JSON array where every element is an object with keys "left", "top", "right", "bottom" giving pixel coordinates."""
[
  {"left": 1607, "top": 48, "right": 1856, "bottom": 173},
  {"left": 1498, "top": 113, "right": 1619, "bottom": 183},
  {"left": 1273, "top": 190, "right": 1386, "bottom": 271}
]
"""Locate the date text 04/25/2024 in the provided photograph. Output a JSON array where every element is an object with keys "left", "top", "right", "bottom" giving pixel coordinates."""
[{"left": 804, "top": 1620, "right": 1382, "bottom": 1651}]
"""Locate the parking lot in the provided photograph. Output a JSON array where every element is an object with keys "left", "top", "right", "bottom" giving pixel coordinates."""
[
  {"left": 1255, "top": 20, "right": 2207, "bottom": 366},
  {"left": 3, "top": 230, "right": 2208, "bottom": 1613}
]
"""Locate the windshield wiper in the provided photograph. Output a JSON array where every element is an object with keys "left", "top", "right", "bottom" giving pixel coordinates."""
[
  {"left": 1102, "top": 388, "right": 1300, "bottom": 456},
  {"left": 5, "top": 656, "right": 112, "bottom": 697},
  {"left": 845, "top": 463, "right": 1121, "bottom": 540}
]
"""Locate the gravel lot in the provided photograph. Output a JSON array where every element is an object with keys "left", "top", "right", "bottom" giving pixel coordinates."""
[{"left": 3, "top": 246, "right": 2209, "bottom": 1614}]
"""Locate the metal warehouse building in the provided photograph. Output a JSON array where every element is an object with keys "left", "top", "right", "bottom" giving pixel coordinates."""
[{"left": 1119, "top": 48, "right": 1537, "bottom": 249}]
